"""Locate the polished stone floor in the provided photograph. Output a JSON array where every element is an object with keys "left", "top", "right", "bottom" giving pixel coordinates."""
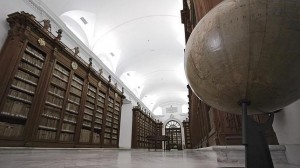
[{"left": 0, "top": 148, "right": 299, "bottom": 168}]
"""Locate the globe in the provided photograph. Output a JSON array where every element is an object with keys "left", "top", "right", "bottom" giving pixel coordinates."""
[{"left": 184, "top": 0, "right": 300, "bottom": 115}]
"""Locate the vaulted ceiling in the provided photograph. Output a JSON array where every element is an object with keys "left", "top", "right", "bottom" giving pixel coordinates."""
[{"left": 41, "top": 0, "right": 188, "bottom": 113}]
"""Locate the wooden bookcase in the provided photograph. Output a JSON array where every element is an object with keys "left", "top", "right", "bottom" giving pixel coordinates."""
[
  {"left": 0, "top": 12, "right": 125, "bottom": 148},
  {"left": 131, "top": 106, "right": 162, "bottom": 149}
]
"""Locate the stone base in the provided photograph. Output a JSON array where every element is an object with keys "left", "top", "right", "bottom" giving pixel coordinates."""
[{"left": 195, "top": 145, "right": 300, "bottom": 168}]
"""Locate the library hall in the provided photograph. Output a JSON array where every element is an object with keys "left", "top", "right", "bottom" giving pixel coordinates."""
[{"left": 0, "top": 0, "right": 299, "bottom": 168}]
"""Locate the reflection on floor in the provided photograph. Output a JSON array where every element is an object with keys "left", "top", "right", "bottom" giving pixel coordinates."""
[{"left": 0, "top": 148, "right": 298, "bottom": 168}]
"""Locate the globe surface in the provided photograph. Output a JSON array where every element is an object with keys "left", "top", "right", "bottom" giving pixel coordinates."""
[{"left": 185, "top": 0, "right": 300, "bottom": 115}]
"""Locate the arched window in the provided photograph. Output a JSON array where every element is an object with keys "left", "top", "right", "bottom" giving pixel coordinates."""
[
  {"left": 165, "top": 120, "right": 181, "bottom": 129},
  {"left": 165, "top": 120, "right": 182, "bottom": 150}
]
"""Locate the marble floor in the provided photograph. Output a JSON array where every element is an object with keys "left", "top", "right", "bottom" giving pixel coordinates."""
[{"left": 0, "top": 148, "right": 299, "bottom": 168}]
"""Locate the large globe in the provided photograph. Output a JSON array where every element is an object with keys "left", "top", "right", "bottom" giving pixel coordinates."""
[{"left": 185, "top": 0, "right": 300, "bottom": 115}]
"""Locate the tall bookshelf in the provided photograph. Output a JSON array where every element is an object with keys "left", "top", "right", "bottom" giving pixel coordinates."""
[
  {"left": 0, "top": 12, "right": 125, "bottom": 147},
  {"left": 182, "top": 119, "right": 192, "bottom": 149},
  {"left": 131, "top": 107, "right": 161, "bottom": 149}
]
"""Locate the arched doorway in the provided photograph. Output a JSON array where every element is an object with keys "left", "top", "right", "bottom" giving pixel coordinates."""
[{"left": 165, "top": 120, "right": 182, "bottom": 150}]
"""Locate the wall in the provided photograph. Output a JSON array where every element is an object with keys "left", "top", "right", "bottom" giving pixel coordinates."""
[
  {"left": 0, "top": 0, "right": 38, "bottom": 49},
  {"left": 118, "top": 100, "right": 133, "bottom": 149},
  {"left": 273, "top": 100, "right": 300, "bottom": 165}
]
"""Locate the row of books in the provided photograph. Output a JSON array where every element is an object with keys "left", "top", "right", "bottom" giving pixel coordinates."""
[
  {"left": 43, "top": 106, "right": 61, "bottom": 118},
  {"left": 2, "top": 99, "right": 30, "bottom": 117},
  {"left": 68, "top": 94, "right": 81, "bottom": 104},
  {"left": 82, "top": 120, "right": 92, "bottom": 127},
  {"left": 86, "top": 96, "right": 95, "bottom": 104},
  {"left": 96, "top": 107, "right": 104, "bottom": 113},
  {"left": 84, "top": 107, "right": 93, "bottom": 115},
  {"left": 113, "top": 119, "right": 119, "bottom": 124},
  {"left": 0, "top": 122, "right": 24, "bottom": 137},
  {"left": 8, "top": 88, "right": 33, "bottom": 102},
  {"left": 105, "top": 127, "right": 111, "bottom": 133},
  {"left": 79, "top": 129, "right": 91, "bottom": 143},
  {"left": 87, "top": 89, "right": 96, "bottom": 98},
  {"left": 63, "top": 112, "right": 77, "bottom": 123},
  {"left": 15, "top": 69, "right": 39, "bottom": 84},
  {"left": 37, "top": 129, "right": 56, "bottom": 140},
  {"left": 113, "top": 124, "right": 118, "bottom": 129},
  {"left": 106, "top": 122, "right": 112, "bottom": 127},
  {"left": 112, "top": 134, "right": 118, "bottom": 139},
  {"left": 85, "top": 101, "right": 95, "bottom": 110},
  {"left": 98, "top": 91, "right": 106, "bottom": 98},
  {"left": 98, "top": 96, "right": 105, "bottom": 103},
  {"left": 94, "top": 118, "right": 102, "bottom": 124},
  {"left": 48, "top": 85, "right": 65, "bottom": 98},
  {"left": 97, "top": 101, "right": 105, "bottom": 108},
  {"left": 25, "top": 46, "right": 45, "bottom": 61},
  {"left": 71, "top": 81, "right": 83, "bottom": 90},
  {"left": 39, "top": 117, "right": 59, "bottom": 128},
  {"left": 46, "top": 94, "right": 63, "bottom": 107},
  {"left": 112, "top": 129, "right": 118, "bottom": 134},
  {"left": 88, "top": 85, "right": 97, "bottom": 93},
  {"left": 106, "top": 112, "right": 113, "bottom": 117},
  {"left": 95, "top": 112, "right": 103, "bottom": 119},
  {"left": 94, "top": 123, "right": 102, "bottom": 130},
  {"left": 106, "top": 116, "right": 112, "bottom": 122},
  {"left": 104, "top": 133, "right": 111, "bottom": 138},
  {"left": 66, "top": 102, "right": 79, "bottom": 112},
  {"left": 61, "top": 123, "right": 75, "bottom": 132},
  {"left": 72, "top": 75, "right": 84, "bottom": 85},
  {"left": 59, "top": 132, "right": 74, "bottom": 141},
  {"left": 53, "top": 69, "right": 69, "bottom": 82},
  {"left": 54, "top": 63, "right": 70, "bottom": 76},
  {"left": 51, "top": 76, "right": 68, "bottom": 89},
  {"left": 12, "top": 78, "right": 36, "bottom": 93},
  {"left": 83, "top": 114, "right": 93, "bottom": 121},
  {"left": 69, "top": 87, "right": 82, "bottom": 97},
  {"left": 22, "top": 52, "right": 44, "bottom": 69},
  {"left": 19, "top": 61, "right": 41, "bottom": 76},
  {"left": 107, "top": 107, "right": 113, "bottom": 113}
]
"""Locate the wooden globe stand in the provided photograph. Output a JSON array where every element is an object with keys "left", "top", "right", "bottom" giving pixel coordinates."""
[{"left": 239, "top": 99, "right": 274, "bottom": 168}]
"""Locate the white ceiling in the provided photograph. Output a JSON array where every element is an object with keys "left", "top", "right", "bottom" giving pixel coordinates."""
[{"left": 41, "top": 0, "right": 188, "bottom": 113}]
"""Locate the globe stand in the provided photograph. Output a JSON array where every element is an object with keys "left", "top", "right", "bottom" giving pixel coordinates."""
[{"left": 238, "top": 99, "right": 274, "bottom": 168}]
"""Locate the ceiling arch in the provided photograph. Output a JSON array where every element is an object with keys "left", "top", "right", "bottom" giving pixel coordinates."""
[{"left": 41, "top": 0, "right": 188, "bottom": 114}]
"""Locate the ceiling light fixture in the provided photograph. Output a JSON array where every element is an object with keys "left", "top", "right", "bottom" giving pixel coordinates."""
[
  {"left": 80, "top": 17, "right": 88, "bottom": 25},
  {"left": 110, "top": 52, "right": 115, "bottom": 57}
]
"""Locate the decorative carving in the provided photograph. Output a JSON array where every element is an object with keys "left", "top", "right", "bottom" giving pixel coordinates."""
[
  {"left": 38, "top": 38, "right": 46, "bottom": 46},
  {"left": 39, "top": 19, "right": 51, "bottom": 32},
  {"left": 55, "top": 29, "right": 62, "bottom": 41},
  {"left": 88, "top": 57, "right": 93, "bottom": 67},
  {"left": 108, "top": 75, "right": 111, "bottom": 83},
  {"left": 73, "top": 47, "right": 79, "bottom": 57},
  {"left": 71, "top": 62, "right": 78, "bottom": 70},
  {"left": 99, "top": 68, "right": 103, "bottom": 76}
]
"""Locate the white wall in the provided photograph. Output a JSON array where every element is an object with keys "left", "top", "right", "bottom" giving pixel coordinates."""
[
  {"left": 273, "top": 100, "right": 300, "bottom": 165},
  {"left": 118, "top": 100, "right": 133, "bottom": 149},
  {"left": 0, "top": 0, "right": 39, "bottom": 49}
]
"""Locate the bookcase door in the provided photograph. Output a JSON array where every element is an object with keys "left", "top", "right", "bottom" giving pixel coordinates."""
[
  {"left": 0, "top": 43, "right": 46, "bottom": 140},
  {"left": 36, "top": 62, "right": 70, "bottom": 141}
]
